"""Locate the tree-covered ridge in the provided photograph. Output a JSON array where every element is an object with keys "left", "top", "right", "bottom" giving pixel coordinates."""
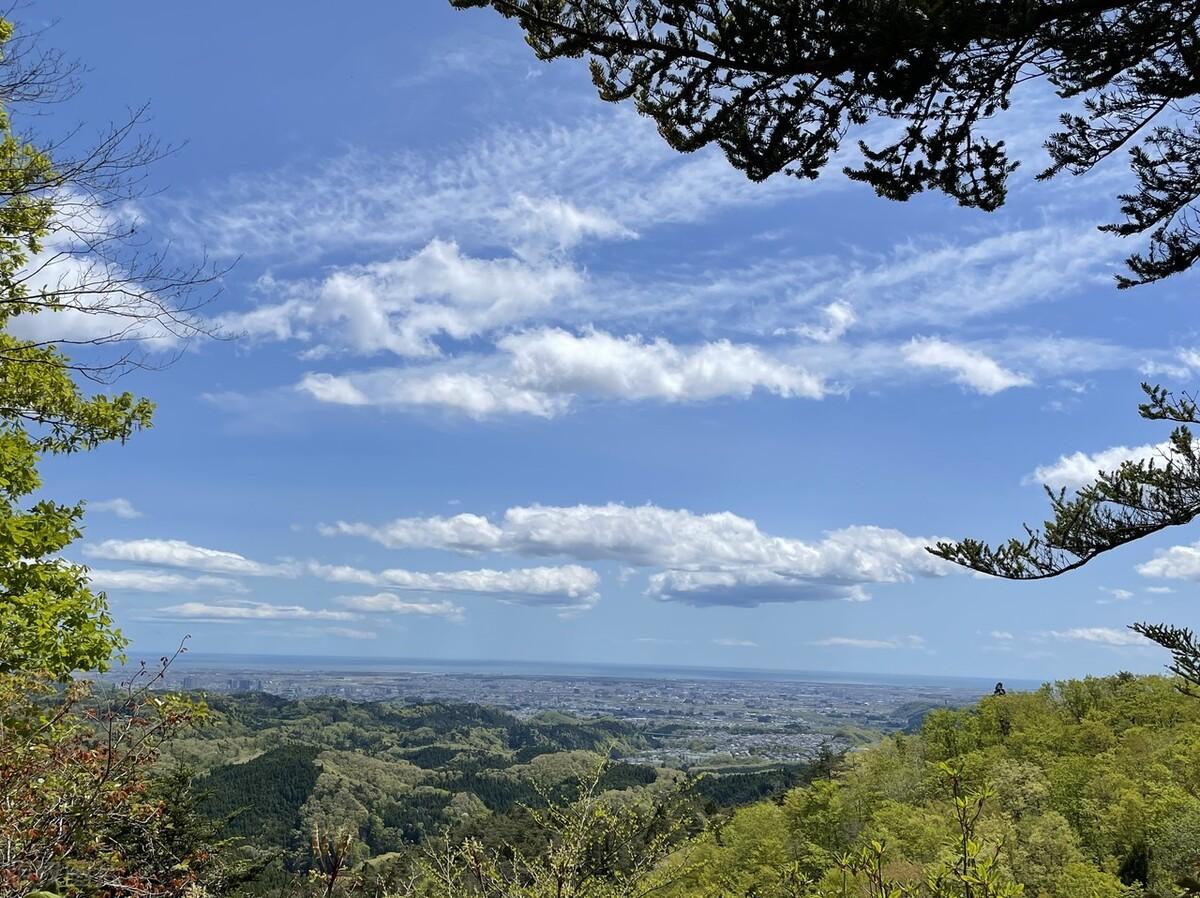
[
  {"left": 663, "top": 673, "right": 1200, "bottom": 898},
  {"left": 174, "top": 695, "right": 654, "bottom": 767},
  {"left": 177, "top": 695, "right": 669, "bottom": 871},
  {"left": 168, "top": 675, "right": 1200, "bottom": 898},
  {"left": 179, "top": 692, "right": 839, "bottom": 895}
]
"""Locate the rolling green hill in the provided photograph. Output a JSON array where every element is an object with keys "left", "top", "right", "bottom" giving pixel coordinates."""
[{"left": 177, "top": 696, "right": 665, "bottom": 861}]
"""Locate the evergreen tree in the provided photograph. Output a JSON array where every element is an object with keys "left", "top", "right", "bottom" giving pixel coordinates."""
[
  {"left": 930, "top": 384, "right": 1200, "bottom": 690},
  {"left": 450, "top": 1, "right": 1200, "bottom": 288}
]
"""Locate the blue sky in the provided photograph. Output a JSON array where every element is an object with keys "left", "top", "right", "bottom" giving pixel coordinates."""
[{"left": 24, "top": 1, "right": 1200, "bottom": 680}]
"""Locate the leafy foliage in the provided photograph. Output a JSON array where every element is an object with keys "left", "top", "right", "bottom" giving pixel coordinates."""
[
  {"left": 172, "top": 693, "right": 675, "bottom": 889},
  {"left": 0, "top": 661, "right": 228, "bottom": 898},
  {"left": 392, "top": 759, "right": 702, "bottom": 898},
  {"left": 254, "top": 674, "right": 1200, "bottom": 898},
  {"left": 196, "top": 744, "right": 323, "bottom": 847},
  {"left": 691, "top": 761, "right": 825, "bottom": 808},
  {"left": 655, "top": 673, "right": 1200, "bottom": 898}
]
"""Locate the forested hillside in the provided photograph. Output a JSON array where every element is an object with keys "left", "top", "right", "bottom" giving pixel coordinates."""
[
  {"left": 663, "top": 673, "right": 1200, "bottom": 898},
  {"left": 173, "top": 693, "right": 829, "bottom": 893},
  {"left": 176, "top": 695, "right": 657, "bottom": 853},
  {"left": 173, "top": 674, "right": 1200, "bottom": 898}
]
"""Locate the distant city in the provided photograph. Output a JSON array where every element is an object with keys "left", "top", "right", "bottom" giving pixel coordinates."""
[{"left": 102, "top": 654, "right": 1023, "bottom": 767}]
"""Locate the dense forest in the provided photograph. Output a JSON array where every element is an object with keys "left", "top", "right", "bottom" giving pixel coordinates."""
[
  {"left": 172, "top": 691, "right": 824, "bottom": 892},
  {"left": 177, "top": 695, "right": 655, "bottom": 855},
  {"left": 164, "top": 674, "right": 1200, "bottom": 898},
  {"left": 659, "top": 673, "right": 1200, "bottom": 898}
]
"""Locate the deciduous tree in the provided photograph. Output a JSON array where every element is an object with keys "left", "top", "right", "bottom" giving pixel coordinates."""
[{"left": 0, "top": 14, "right": 215, "bottom": 678}]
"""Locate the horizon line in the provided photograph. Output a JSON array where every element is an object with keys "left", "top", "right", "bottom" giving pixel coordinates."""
[{"left": 125, "top": 647, "right": 1056, "bottom": 687}]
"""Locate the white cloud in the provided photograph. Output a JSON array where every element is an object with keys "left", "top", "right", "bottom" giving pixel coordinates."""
[
  {"left": 323, "top": 502, "right": 951, "bottom": 607},
  {"left": 169, "top": 112, "right": 795, "bottom": 264},
  {"left": 498, "top": 194, "right": 635, "bottom": 257},
  {"left": 85, "top": 536, "right": 599, "bottom": 611},
  {"left": 87, "top": 568, "right": 247, "bottom": 594},
  {"left": 646, "top": 567, "right": 873, "bottom": 606},
  {"left": 634, "top": 636, "right": 688, "bottom": 645},
  {"left": 154, "top": 600, "right": 356, "bottom": 622},
  {"left": 812, "top": 635, "right": 926, "bottom": 650},
  {"left": 83, "top": 538, "right": 295, "bottom": 577},
  {"left": 1178, "top": 347, "right": 1200, "bottom": 367},
  {"left": 8, "top": 202, "right": 193, "bottom": 355},
  {"left": 327, "top": 626, "right": 379, "bottom": 640},
  {"left": 499, "top": 328, "right": 825, "bottom": 402},
  {"left": 843, "top": 225, "right": 1117, "bottom": 330},
  {"left": 1028, "top": 440, "right": 1174, "bottom": 489},
  {"left": 1137, "top": 542, "right": 1200, "bottom": 581},
  {"left": 1049, "top": 627, "right": 1149, "bottom": 647},
  {"left": 904, "top": 337, "right": 1032, "bottom": 394},
  {"left": 322, "top": 514, "right": 503, "bottom": 552},
  {"left": 1098, "top": 587, "right": 1134, "bottom": 604},
  {"left": 990, "top": 630, "right": 1014, "bottom": 640},
  {"left": 623, "top": 221, "right": 1119, "bottom": 340},
  {"left": 223, "top": 239, "right": 582, "bottom": 359},
  {"left": 308, "top": 561, "right": 599, "bottom": 609},
  {"left": 334, "top": 594, "right": 465, "bottom": 622},
  {"left": 173, "top": 114, "right": 1116, "bottom": 345},
  {"left": 175, "top": 111, "right": 1153, "bottom": 424},
  {"left": 89, "top": 498, "right": 143, "bottom": 519},
  {"left": 297, "top": 328, "right": 825, "bottom": 418},
  {"left": 791, "top": 301, "right": 856, "bottom": 343},
  {"left": 297, "top": 369, "right": 566, "bottom": 418},
  {"left": 1146, "top": 586, "right": 1175, "bottom": 594},
  {"left": 172, "top": 110, "right": 1149, "bottom": 424},
  {"left": 713, "top": 638, "right": 758, "bottom": 647}
]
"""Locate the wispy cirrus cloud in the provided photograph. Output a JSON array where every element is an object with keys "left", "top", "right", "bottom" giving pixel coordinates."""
[
  {"left": 87, "top": 569, "right": 247, "bottom": 595},
  {"left": 335, "top": 593, "right": 466, "bottom": 622},
  {"left": 811, "top": 635, "right": 926, "bottom": 650},
  {"left": 89, "top": 498, "right": 143, "bottom": 519},
  {"left": 165, "top": 112, "right": 797, "bottom": 264},
  {"left": 1048, "top": 627, "right": 1150, "bottom": 647},
  {"left": 152, "top": 600, "right": 356, "bottom": 622},
  {"left": 904, "top": 337, "right": 1032, "bottom": 395},
  {"left": 326, "top": 626, "right": 379, "bottom": 641},
  {"left": 1097, "top": 587, "right": 1134, "bottom": 605}
]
